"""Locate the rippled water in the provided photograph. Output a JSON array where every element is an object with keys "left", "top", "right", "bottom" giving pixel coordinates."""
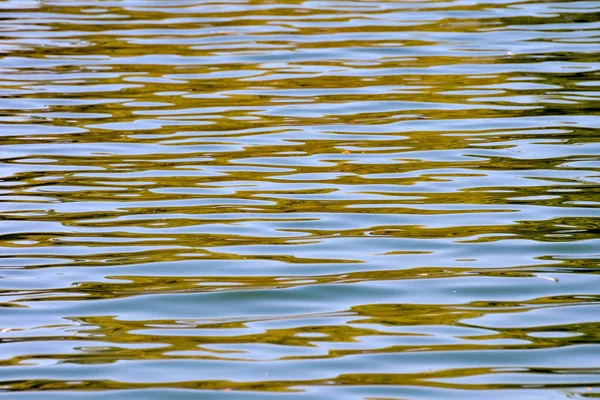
[{"left": 1, "top": 0, "right": 600, "bottom": 398}]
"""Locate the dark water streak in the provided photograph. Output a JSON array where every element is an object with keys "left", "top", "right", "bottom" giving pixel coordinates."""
[{"left": 0, "top": 0, "right": 600, "bottom": 398}]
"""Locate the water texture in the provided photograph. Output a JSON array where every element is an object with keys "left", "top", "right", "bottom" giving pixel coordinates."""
[{"left": 0, "top": 0, "right": 599, "bottom": 398}]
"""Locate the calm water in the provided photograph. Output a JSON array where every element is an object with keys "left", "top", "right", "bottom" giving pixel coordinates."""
[{"left": 1, "top": 0, "right": 600, "bottom": 398}]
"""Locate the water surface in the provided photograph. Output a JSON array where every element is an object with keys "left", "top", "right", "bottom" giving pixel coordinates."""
[{"left": 1, "top": 0, "right": 600, "bottom": 398}]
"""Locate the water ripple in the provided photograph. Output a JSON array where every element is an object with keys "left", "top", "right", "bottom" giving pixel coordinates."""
[{"left": 0, "top": 0, "right": 600, "bottom": 399}]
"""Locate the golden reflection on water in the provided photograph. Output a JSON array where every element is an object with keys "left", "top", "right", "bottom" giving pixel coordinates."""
[{"left": 1, "top": 0, "right": 600, "bottom": 398}]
